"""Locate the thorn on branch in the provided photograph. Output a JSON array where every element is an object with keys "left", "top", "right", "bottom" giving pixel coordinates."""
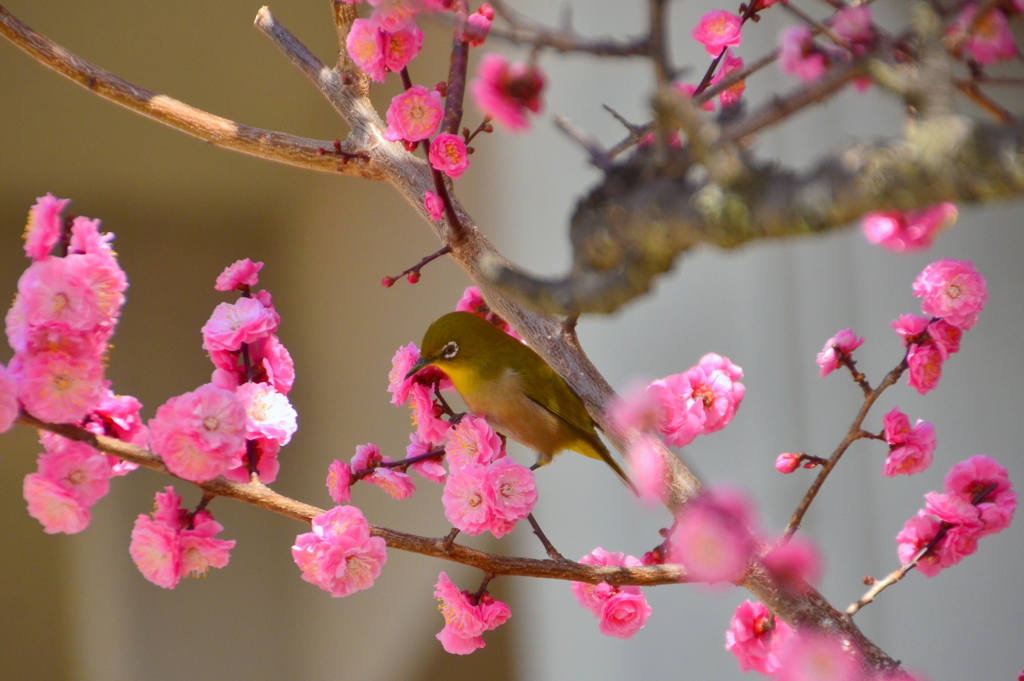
[
  {"left": 382, "top": 245, "right": 452, "bottom": 287},
  {"left": 317, "top": 139, "right": 370, "bottom": 164}
]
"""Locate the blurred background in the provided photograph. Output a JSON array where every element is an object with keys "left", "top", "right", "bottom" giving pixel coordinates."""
[{"left": 1, "top": 1, "right": 1021, "bottom": 680}]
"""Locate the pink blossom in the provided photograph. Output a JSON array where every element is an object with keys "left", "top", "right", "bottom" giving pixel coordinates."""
[
  {"left": 896, "top": 514, "right": 945, "bottom": 577},
  {"left": 954, "top": 6, "right": 1018, "bottom": 65},
  {"left": 831, "top": 5, "right": 874, "bottom": 47},
  {"left": 23, "top": 473, "right": 91, "bottom": 534},
  {"left": 882, "top": 408, "right": 935, "bottom": 477},
  {"left": 180, "top": 510, "right": 235, "bottom": 578},
  {"left": 351, "top": 442, "right": 384, "bottom": 472},
  {"left": 470, "top": 53, "right": 546, "bottom": 132},
  {"left": 571, "top": 548, "right": 642, "bottom": 615},
  {"left": 383, "top": 21, "right": 424, "bottom": 73},
  {"left": 384, "top": 85, "right": 444, "bottom": 142},
  {"left": 434, "top": 572, "right": 510, "bottom": 654},
  {"left": 292, "top": 505, "right": 388, "bottom": 597},
  {"left": 0, "top": 363, "right": 18, "bottom": 433},
  {"left": 67, "top": 216, "right": 116, "bottom": 259},
  {"left": 17, "top": 350, "right": 107, "bottom": 423},
  {"left": 409, "top": 382, "right": 450, "bottom": 445},
  {"left": 368, "top": 466, "right": 417, "bottom": 500},
  {"left": 446, "top": 414, "right": 503, "bottom": 468},
  {"left": 816, "top": 328, "right": 864, "bottom": 377},
  {"left": 442, "top": 463, "right": 494, "bottom": 535},
  {"left": 669, "top": 489, "right": 757, "bottom": 584},
  {"left": 725, "top": 600, "right": 794, "bottom": 675},
  {"left": 627, "top": 435, "right": 666, "bottom": 505},
  {"left": 346, "top": 18, "right": 387, "bottom": 82},
  {"left": 651, "top": 353, "right": 745, "bottom": 446},
  {"left": 453, "top": 286, "right": 522, "bottom": 340},
  {"left": 673, "top": 82, "right": 715, "bottom": 111},
  {"left": 598, "top": 591, "right": 652, "bottom": 639},
  {"left": 776, "top": 452, "right": 801, "bottom": 474},
  {"left": 928, "top": 319, "right": 962, "bottom": 357},
  {"left": 925, "top": 491, "right": 983, "bottom": 529},
  {"left": 130, "top": 514, "right": 181, "bottom": 587},
  {"left": 428, "top": 134, "right": 470, "bottom": 179},
  {"left": 762, "top": 535, "right": 822, "bottom": 591},
  {"left": 779, "top": 25, "right": 828, "bottom": 82},
  {"left": 906, "top": 342, "right": 944, "bottom": 395},
  {"left": 487, "top": 457, "right": 537, "bottom": 535},
  {"left": 222, "top": 437, "right": 281, "bottom": 484},
  {"left": 406, "top": 433, "right": 446, "bottom": 483},
  {"left": 215, "top": 258, "right": 263, "bottom": 292},
  {"left": 912, "top": 259, "right": 987, "bottom": 330},
  {"left": 84, "top": 391, "right": 148, "bottom": 459},
  {"left": 944, "top": 455, "right": 1016, "bottom": 536},
  {"left": 861, "top": 203, "right": 957, "bottom": 252},
  {"left": 236, "top": 381, "right": 297, "bottom": 446},
  {"left": 774, "top": 632, "right": 861, "bottom": 681},
  {"left": 692, "top": 10, "right": 742, "bottom": 56},
  {"left": 23, "top": 193, "right": 70, "bottom": 261},
  {"left": 18, "top": 257, "right": 104, "bottom": 332},
  {"left": 149, "top": 385, "right": 247, "bottom": 482},
  {"left": 326, "top": 459, "right": 354, "bottom": 504},
  {"left": 891, "top": 314, "right": 929, "bottom": 344},
  {"left": 201, "top": 297, "right": 279, "bottom": 352},
  {"left": 368, "top": 0, "right": 417, "bottom": 32},
  {"left": 388, "top": 342, "right": 421, "bottom": 405},
  {"left": 462, "top": 7, "right": 492, "bottom": 46},
  {"left": 710, "top": 50, "right": 746, "bottom": 107},
  {"left": 37, "top": 440, "right": 112, "bottom": 507},
  {"left": 607, "top": 381, "right": 661, "bottom": 433},
  {"left": 424, "top": 190, "right": 445, "bottom": 221}
]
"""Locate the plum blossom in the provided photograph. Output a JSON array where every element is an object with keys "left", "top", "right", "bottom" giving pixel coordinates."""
[
  {"left": 776, "top": 452, "right": 801, "bottom": 474},
  {"left": 912, "top": 259, "right": 987, "bottom": 330},
  {"left": 201, "top": 297, "right": 278, "bottom": 352},
  {"left": 327, "top": 459, "right": 354, "bottom": 504},
  {"left": 470, "top": 53, "right": 545, "bottom": 131},
  {"left": 944, "top": 455, "right": 1016, "bottom": 536},
  {"left": 383, "top": 21, "right": 424, "bottom": 73},
  {"left": 896, "top": 514, "right": 945, "bottom": 576},
  {"left": 669, "top": 488, "right": 757, "bottom": 584},
  {"left": 384, "top": 85, "right": 443, "bottom": 142},
  {"left": 368, "top": 0, "right": 417, "bottom": 32},
  {"left": 17, "top": 350, "right": 107, "bottom": 424},
  {"left": 442, "top": 463, "right": 493, "bottom": 535},
  {"left": 861, "top": 203, "right": 957, "bottom": 252},
  {"left": 627, "top": 435, "right": 666, "bottom": 505},
  {"left": 779, "top": 25, "right": 828, "bottom": 82},
  {"left": 351, "top": 443, "right": 417, "bottom": 500},
  {"left": 409, "top": 382, "right": 450, "bottom": 445},
  {"left": 462, "top": 5, "right": 492, "bottom": 46},
  {"left": 953, "top": 6, "right": 1018, "bottom": 65},
  {"left": 446, "top": 414, "right": 503, "bottom": 468},
  {"left": 292, "top": 505, "right": 388, "bottom": 597},
  {"left": 406, "top": 433, "right": 446, "bottom": 483},
  {"left": 774, "top": 632, "right": 862, "bottom": 681},
  {"left": 692, "top": 10, "right": 742, "bottom": 56},
  {"left": 881, "top": 407, "right": 935, "bottom": 477},
  {"left": 130, "top": 487, "right": 235, "bottom": 588},
  {"left": 428, "top": 133, "right": 470, "bottom": 179},
  {"left": 762, "top": 535, "right": 822, "bottom": 591},
  {"left": 424, "top": 190, "right": 445, "bottom": 221},
  {"left": 235, "top": 381, "right": 297, "bottom": 446},
  {"left": 598, "top": 591, "right": 652, "bottom": 639},
  {"left": 710, "top": 50, "right": 745, "bottom": 107},
  {"left": 434, "top": 572, "right": 511, "bottom": 654},
  {"left": 673, "top": 82, "right": 715, "bottom": 112},
  {"left": 831, "top": 5, "right": 874, "bottom": 48},
  {"left": 725, "top": 600, "right": 793, "bottom": 675},
  {"left": 650, "top": 353, "right": 745, "bottom": 447},
  {"left": 570, "top": 548, "right": 652, "bottom": 639},
  {"left": 0, "top": 363, "right": 17, "bottom": 433},
  {"left": 346, "top": 18, "right": 387, "bottom": 81},
  {"left": 23, "top": 472, "right": 91, "bottom": 534},
  {"left": 486, "top": 457, "right": 537, "bottom": 537},
  {"left": 215, "top": 258, "right": 263, "bottom": 292},
  {"left": 815, "top": 328, "right": 864, "bottom": 377},
  {"left": 454, "top": 286, "right": 522, "bottom": 340},
  {"left": 23, "top": 193, "right": 70, "bottom": 261}
]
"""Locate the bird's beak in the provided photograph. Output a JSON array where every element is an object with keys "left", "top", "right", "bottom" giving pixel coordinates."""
[{"left": 405, "top": 356, "right": 433, "bottom": 380}]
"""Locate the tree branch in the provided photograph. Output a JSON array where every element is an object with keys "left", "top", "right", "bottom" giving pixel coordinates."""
[{"left": 488, "top": 0, "right": 650, "bottom": 56}]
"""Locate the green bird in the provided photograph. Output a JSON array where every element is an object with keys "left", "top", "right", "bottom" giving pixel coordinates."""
[{"left": 406, "top": 311, "right": 630, "bottom": 484}]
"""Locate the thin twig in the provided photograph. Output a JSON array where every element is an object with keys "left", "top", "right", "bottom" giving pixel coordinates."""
[
  {"left": 382, "top": 245, "right": 453, "bottom": 286},
  {"left": 779, "top": 0, "right": 853, "bottom": 50},
  {"left": 527, "top": 513, "right": 565, "bottom": 560},
  {"left": 16, "top": 413, "right": 683, "bottom": 587},
  {"left": 554, "top": 115, "right": 612, "bottom": 170},
  {"left": 488, "top": 0, "right": 650, "bottom": 56}
]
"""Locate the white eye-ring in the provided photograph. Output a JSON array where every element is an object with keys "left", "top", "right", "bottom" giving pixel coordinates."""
[{"left": 442, "top": 341, "right": 459, "bottom": 359}]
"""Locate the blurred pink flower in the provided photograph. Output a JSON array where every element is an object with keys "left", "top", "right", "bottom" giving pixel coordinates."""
[
  {"left": 774, "top": 632, "right": 861, "bottom": 681},
  {"left": 23, "top": 193, "right": 69, "bottom": 261},
  {"left": 861, "top": 203, "right": 957, "bottom": 252},
  {"left": 954, "top": 6, "right": 1018, "bottom": 65},
  {"left": 627, "top": 435, "right": 666, "bottom": 505},
  {"left": 346, "top": 18, "right": 387, "bottom": 81},
  {"left": 692, "top": 10, "right": 742, "bottom": 56},
  {"left": 779, "top": 25, "right": 828, "bottom": 82},
  {"left": 669, "top": 488, "right": 757, "bottom": 584},
  {"left": 470, "top": 53, "right": 546, "bottom": 131},
  {"left": 762, "top": 535, "right": 822, "bottom": 591}
]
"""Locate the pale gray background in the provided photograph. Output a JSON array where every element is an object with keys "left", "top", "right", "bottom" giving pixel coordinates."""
[{"left": 1, "top": 1, "right": 1021, "bottom": 680}]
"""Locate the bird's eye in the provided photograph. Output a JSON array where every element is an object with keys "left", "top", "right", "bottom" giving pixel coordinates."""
[{"left": 441, "top": 341, "right": 459, "bottom": 359}]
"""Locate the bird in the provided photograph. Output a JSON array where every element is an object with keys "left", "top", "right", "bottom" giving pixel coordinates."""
[{"left": 406, "top": 311, "right": 630, "bottom": 485}]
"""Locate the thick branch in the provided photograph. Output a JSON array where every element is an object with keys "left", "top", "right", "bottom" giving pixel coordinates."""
[
  {"left": 16, "top": 414, "right": 683, "bottom": 587},
  {"left": 0, "top": 5, "right": 378, "bottom": 179}
]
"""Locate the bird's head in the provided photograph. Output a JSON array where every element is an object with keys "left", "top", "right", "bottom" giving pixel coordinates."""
[{"left": 405, "top": 311, "right": 498, "bottom": 380}]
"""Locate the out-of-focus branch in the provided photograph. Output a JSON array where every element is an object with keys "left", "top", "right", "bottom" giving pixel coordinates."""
[
  {"left": 489, "top": 0, "right": 650, "bottom": 56},
  {"left": 16, "top": 413, "right": 684, "bottom": 587},
  {"left": 0, "top": 5, "right": 378, "bottom": 179}
]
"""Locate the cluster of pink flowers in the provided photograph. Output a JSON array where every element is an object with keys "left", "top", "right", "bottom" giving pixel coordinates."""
[
  {"left": 881, "top": 407, "right": 935, "bottom": 477},
  {"left": 815, "top": 328, "right": 864, "bottom": 377},
  {"left": 129, "top": 487, "right": 235, "bottom": 589},
  {"left": 24, "top": 432, "right": 114, "bottom": 534},
  {"left": 951, "top": 3, "right": 1021, "bottom": 66},
  {"left": 570, "top": 548, "right": 652, "bottom": 639},
  {"left": 441, "top": 416, "right": 537, "bottom": 537},
  {"left": 345, "top": 0, "right": 438, "bottom": 83},
  {"left": 646, "top": 353, "right": 746, "bottom": 448},
  {"left": 6, "top": 194, "right": 127, "bottom": 424},
  {"left": 147, "top": 259, "right": 296, "bottom": 484},
  {"left": 778, "top": 6, "right": 875, "bottom": 85},
  {"left": 434, "top": 572, "right": 510, "bottom": 654},
  {"left": 861, "top": 203, "right": 958, "bottom": 252},
  {"left": 725, "top": 600, "right": 794, "bottom": 675},
  {"left": 894, "top": 259, "right": 985, "bottom": 394},
  {"left": 897, "top": 455, "right": 1015, "bottom": 577},
  {"left": 292, "top": 505, "right": 388, "bottom": 597}
]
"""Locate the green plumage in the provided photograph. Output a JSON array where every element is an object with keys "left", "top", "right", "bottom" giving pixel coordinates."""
[{"left": 416, "top": 312, "right": 629, "bottom": 484}]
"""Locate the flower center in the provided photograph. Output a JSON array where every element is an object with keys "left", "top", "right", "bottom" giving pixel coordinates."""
[
  {"left": 693, "top": 384, "right": 716, "bottom": 409},
  {"left": 946, "top": 282, "right": 962, "bottom": 299},
  {"left": 203, "top": 416, "right": 220, "bottom": 432}
]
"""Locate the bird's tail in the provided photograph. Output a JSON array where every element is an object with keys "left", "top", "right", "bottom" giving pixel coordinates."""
[{"left": 570, "top": 436, "right": 638, "bottom": 495}]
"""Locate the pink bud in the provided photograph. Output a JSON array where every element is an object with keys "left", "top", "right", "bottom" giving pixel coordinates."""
[{"left": 775, "top": 453, "right": 800, "bottom": 474}]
